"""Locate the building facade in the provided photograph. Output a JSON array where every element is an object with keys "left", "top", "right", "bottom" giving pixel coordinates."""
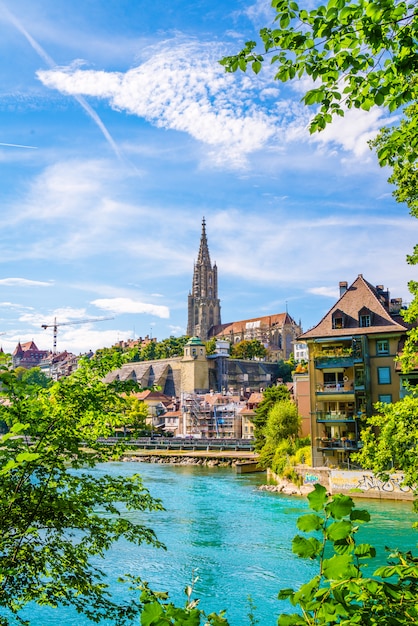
[
  {"left": 210, "top": 312, "right": 302, "bottom": 360},
  {"left": 12, "top": 341, "right": 49, "bottom": 369},
  {"left": 299, "top": 275, "right": 411, "bottom": 468}
]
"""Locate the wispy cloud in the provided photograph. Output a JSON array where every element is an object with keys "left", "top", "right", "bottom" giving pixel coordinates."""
[
  {"left": 36, "top": 37, "right": 391, "bottom": 170},
  {"left": 0, "top": 142, "right": 37, "bottom": 149},
  {"left": 0, "top": 2, "right": 122, "bottom": 160},
  {"left": 37, "top": 40, "right": 282, "bottom": 168},
  {"left": 92, "top": 297, "right": 170, "bottom": 319},
  {"left": 0, "top": 277, "right": 52, "bottom": 287},
  {"left": 308, "top": 286, "right": 340, "bottom": 299}
]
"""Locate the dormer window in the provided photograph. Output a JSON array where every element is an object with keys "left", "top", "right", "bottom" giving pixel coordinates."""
[
  {"left": 359, "top": 307, "right": 373, "bottom": 328},
  {"left": 332, "top": 309, "right": 344, "bottom": 329},
  {"left": 359, "top": 314, "right": 370, "bottom": 327}
]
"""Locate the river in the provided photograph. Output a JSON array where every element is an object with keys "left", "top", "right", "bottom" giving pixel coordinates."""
[{"left": 12, "top": 462, "right": 418, "bottom": 625}]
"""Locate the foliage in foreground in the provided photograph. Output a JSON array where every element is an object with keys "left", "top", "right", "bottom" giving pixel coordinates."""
[
  {"left": 278, "top": 484, "right": 418, "bottom": 625},
  {"left": 0, "top": 359, "right": 166, "bottom": 625},
  {"left": 354, "top": 393, "right": 418, "bottom": 504}
]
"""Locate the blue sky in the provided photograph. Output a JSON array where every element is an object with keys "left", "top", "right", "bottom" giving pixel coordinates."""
[{"left": 0, "top": 0, "right": 416, "bottom": 355}]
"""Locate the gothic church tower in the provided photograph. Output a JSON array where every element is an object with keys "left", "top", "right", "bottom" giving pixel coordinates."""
[{"left": 187, "top": 218, "right": 221, "bottom": 340}]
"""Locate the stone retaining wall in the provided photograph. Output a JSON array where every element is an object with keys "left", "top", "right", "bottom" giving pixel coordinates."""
[
  {"left": 265, "top": 467, "right": 414, "bottom": 502},
  {"left": 121, "top": 454, "right": 238, "bottom": 467}
]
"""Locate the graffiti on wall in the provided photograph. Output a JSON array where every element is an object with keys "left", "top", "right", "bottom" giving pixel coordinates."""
[
  {"left": 304, "top": 474, "right": 320, "bottom": 485},
  {"left": 355, "top": 474, "right": 411, "bottom": 493},
  {"left": 330, "top": 470, "right": 412, "bottom": 495}
]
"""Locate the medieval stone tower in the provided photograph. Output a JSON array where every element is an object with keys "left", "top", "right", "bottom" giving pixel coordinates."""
[{"left": 187, "top": 218, "right": 221, "bottom": 340}]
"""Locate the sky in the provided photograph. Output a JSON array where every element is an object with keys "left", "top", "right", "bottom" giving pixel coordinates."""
[{"left": 0, "top": 0, "right": 416, "bottom": 356}]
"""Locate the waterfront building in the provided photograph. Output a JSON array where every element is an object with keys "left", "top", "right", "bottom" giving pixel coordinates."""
[{"left": 299, "top": 274, "right": 413, "bottom": 468}]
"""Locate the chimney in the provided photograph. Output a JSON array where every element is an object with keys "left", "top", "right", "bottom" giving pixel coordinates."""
[
  {"left": 376, "top": 285, "right": 390, "bottom": 308},
  {"left": 389, "top": 298, "right": 402, "bottom": 314},
  {"left": 339, "top": 281, "right": 348, "bottom": 297}
]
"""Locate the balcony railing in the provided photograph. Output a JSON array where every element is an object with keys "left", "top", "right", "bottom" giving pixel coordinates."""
[
  {"left": 316, "top": 412, "right": 355, "bottom": 422},
  {"left": 316, "top": 382, "right": 354, "bottom": 393},
  {"left": 315, "top": 355, "right": 354, "bottom": 369},
  {"left": 317, "top": 438, "right": 361, "bottom": 450}
]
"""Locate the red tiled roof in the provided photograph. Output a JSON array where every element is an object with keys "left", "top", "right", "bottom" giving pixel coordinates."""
[{"left": 210, "top": 312, "right": 296, "bottom": 337}]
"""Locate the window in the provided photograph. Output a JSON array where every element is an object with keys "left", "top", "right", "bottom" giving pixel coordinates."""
[
  {"left": 378, "top": 366, "right": 391, "bottom": 384},
  {"left": 332, "top": 310, "right": 344, "bottom": 329},
  {"left": 379, "top": 394, "right": 392, "bottom": 404},
  {"left": 323, "top": 372, "right": 344, "bottom": 389},
  {"left": 359, "top": 314, "right": 371, "bottom": 327},
  {"left": 376, "top": 339, "right": 389, "bottom": 355}
]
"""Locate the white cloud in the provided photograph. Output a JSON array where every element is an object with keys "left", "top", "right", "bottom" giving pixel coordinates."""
[
  {"left": 309, "top": 107, "right": 392, "bottom": 158},
  {"left": 92, "top": 297, "right": 170, "bottom": 319},
  {"left": 36, "top": 38, "right": 392, "bottom": 170},
  {"left": 19, "top": 307, "right": 90, "bottom": 327},
  {"left": 308, "top": 286, "right": 340, "bottom": 299},
  {"left": 0, "top": 277, "right": 52, "bottom": 286},
  {"left": 37, "top": 41, "right": 281, "bottom": 168}
]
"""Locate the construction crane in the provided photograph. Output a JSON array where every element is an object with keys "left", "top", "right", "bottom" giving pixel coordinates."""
[{"left": 41, "top": 316, "right": 114, "bottom": 353}]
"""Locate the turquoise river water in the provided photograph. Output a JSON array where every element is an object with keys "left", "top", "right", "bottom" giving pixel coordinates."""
[{"left": 9, "top": 462, "right": 418, "bottom": 625}]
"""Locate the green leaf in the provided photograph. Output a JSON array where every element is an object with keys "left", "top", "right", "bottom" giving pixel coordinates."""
[
  {"left": 326, "top": 520, "right": 353, "bottom": 541},
  {"left": 307, "top": 483, "right": 328, "bottom": 511},
  {"left": 354, "top": 543, "right": 376, "bottom": 558},
  {"left": 140, "top": 601, "right": 165, "bottom": 625},
  {"left": 325, "top": 494, "right": 354, "bottom": 519},
  {"left": 292, "top": 535, "right": 323, "bottom": 559},
  {"left": 278, "top": 614, "right": 306, "bottom": 626},
  {"left": 350, "top": 509, "right": 370, "bottom": 523},
  {"left": 322, "top": 554, "right": 358, "bottom": 580},
  {"left": 16, "top": 451, "right": 41, "bottom": 463},
  {"left": 297, "top": 513, "right": 324, "bottom": 532},
  {"left": 252, "top": 60, "right": 262, "bottom": 74}
]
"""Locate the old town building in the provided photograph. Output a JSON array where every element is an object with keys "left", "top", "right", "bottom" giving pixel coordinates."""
[
  {"left": 299, "top": 274, "right": 412, "bottom": 468},
  {"left": 187, "top": 218, "right": 302, "bottom": 359}
]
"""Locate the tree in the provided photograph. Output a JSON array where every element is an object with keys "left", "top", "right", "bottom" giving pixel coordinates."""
[
  {"left": 14, "top": 366, "right": 51, "bottom": 388},
  {"left": 354, "top": 394, "right": 418, "bottom": 501},
  {"left": 205, "top": 337, "right": 217, "bottom": 355},
  {"left": 220, "top": 0, "right": 417, "bottom": 136},
  {"left": 277, "top": 484, "right": 418, "bottom": 625},
  {"left": 155, "top": 335, "right": 189, "bottom": 359},
  {"left": 252, "top": 384, "right": 291, "bottom": 449},
  {"left": 264, "top": 399, "right": 300, "bottom": 446},
  {"left": 123, "top": 395, "right": 151, "bottom": 435},
  {"left": 220, "top": 0, "right": 418, "bottom": 371},
  {"left": 230, "top": 339, "right": 268, "bottom": 360},
  {"left": 0, "top": 359, "right": 165, "bottom": 625}
]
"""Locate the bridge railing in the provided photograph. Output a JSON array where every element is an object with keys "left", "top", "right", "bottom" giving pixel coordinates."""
[{"left": 96, "top": 436, "right": 255, "bottom": 451}]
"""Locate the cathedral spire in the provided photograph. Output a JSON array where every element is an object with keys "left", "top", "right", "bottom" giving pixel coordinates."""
[
  {"left": 187, "top": 218, "right": 222, "bottom": 340},
  {"left": 197, "top": 217, "right": 211, "bottom": 266}
]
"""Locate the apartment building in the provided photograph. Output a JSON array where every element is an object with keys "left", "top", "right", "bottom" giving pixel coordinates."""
[{"left": 299, "top": 275, "right": 412, "bottom": 468}]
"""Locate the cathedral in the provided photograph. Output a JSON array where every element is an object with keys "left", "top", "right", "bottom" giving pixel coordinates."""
[
  {"left": 187, "top": 218, "right": 302, "bottom": 360},
  {"left": 187, "top": 217, "right": 222, "bottom": 340}
]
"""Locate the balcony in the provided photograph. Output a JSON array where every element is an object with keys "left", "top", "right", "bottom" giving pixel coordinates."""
[
  {"left": 316, "top": 382, "right": 355, "bottom": 401},
  {"left": 317, "top": 437, "right": 361, "bottom": 451},
  {"left": 316, "top": 411, "right": 355, "bottom": 422},
  {"left": 315, "top": 355, "right": 354, "bottom": 369}
]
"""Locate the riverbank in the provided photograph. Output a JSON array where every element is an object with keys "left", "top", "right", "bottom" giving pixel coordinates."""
[
  {"left": 116, "top": 449, "right": 414, "bottom": 502},
  {"left": 119, "top": 448, "right": 259, "bottom": 467}
]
